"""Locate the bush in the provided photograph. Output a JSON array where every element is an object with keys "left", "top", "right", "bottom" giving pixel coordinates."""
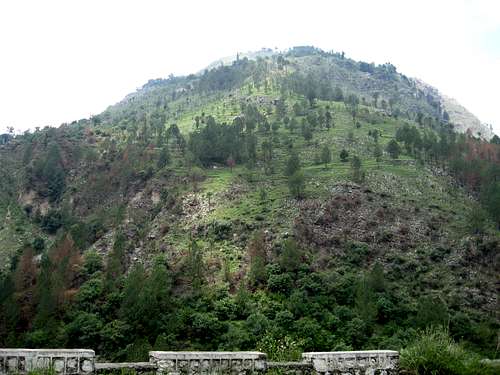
[
  {"left": 32, "top": 237, "right": 45, "bottom": 253},
  {"left": 267, "top": 273, "right": 293, "bottom": 294},
  {"left": 340, "top": 149, "right": 349, "bottom": 162},
  {"left": 40, "top": 210, "right": 63, "bottom": 234},
  {"left": 256, "top": 333, "right": 303, "bottom": 361},
  {"left": 400, "top": 327, "right": 495, "bottom": 375}
]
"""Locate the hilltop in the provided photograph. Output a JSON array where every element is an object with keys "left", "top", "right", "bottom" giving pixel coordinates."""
[
  {"left": 204, "top": 47, "right": 493, "bottom": 140},
  {"left": 0, "top": 46, "right": 498, "bottom": 364}
]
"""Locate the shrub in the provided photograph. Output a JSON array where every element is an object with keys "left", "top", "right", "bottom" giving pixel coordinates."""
[
  {"left": 32, "top": 237, "right": 45, "bottom": 253},
  {"left": 256, "top": 333, "right": 303, "bottom": 361},
  {"left": 340, "top": 149, "right": 349, "bottom": 162},
  {"left": 40, "top": 210, "right": 63, "bottom": 234},
  {"left": 400, "top": 327, "right": 495, "bottom": 375},
  {"left": 267, "top": 273, "right": 293, "bottom": 294}
]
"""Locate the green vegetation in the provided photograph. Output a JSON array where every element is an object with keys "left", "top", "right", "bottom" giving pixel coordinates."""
[
  {"left": 0, "top": 47, "right": 498, "bottom": 366},
  {"left": 400, "top": 327, "right": 497, "bottom": 375}
]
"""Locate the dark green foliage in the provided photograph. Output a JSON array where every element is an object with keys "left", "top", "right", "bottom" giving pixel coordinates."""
[
  {"left": 124, "top": 337, "right": 152, "bottom": 362},
  {"left": 288, "top": 170, "right": 305, "bottom": 198},
  {"left": 82, "top": 251, "right": 103, "bottom": 277},
  {"left": 248, "top": 232, "right": 267, "bottom": 287},
  {"left": 400, "top": 327, "right": 496, "bottom": 375},
  {"left": 415, "top": 295, "right": 449, "bottom": 329},
  {"left": 28, "top": 142, "right": 66, "bottom": 202},
  {"left": 467, "top": 206, "right": 489, "bottom": 235},
  {"left": 340, "top": 149, "right": 349, "bottom": 162},
  {"left": 373, "top": 142, "right": 383, "bottom": 162},
  {"left": 119, "top": 259, "right": 171, "bottom": 338},
  {"left": 33, "top": 254, "right": 57, "bottom": 329},
  {"left": 65, "top": 312, "right": 103, "bottom": 348},
  {"left": 333, "top": 86, "right": 344, "bottom": 101},
  {"left": 354, "top": 275, "right": 377, "bottom": 325},
  {"left": 279, "top": 239, "right": 302, "bottom": 272},
  {"left": 386, "top": 139, "right": 401, "bottom": 159},
  {"left": 157, "top": 146, "right": 170, "bottom": 169},
  {"left": 75, "top": 277, "right": 104, "bottom": 312},
  {"left": 198, "top": 58, "right": 255, "bottom": 92},
  {"left": 320, "top": 144, "right": 331, "bottom": 168},
  {"left": 396, "top": 124, "right": 422, "bottom": 155},
  {"left": 105, "top": 231, "right": 127, "bottom": 288},
  {"left": 32, "top": 237, "right": 45, "bottom": 253},
  {"left": 368, "top": 262, "right": 386, "bottom": 292},
  {"left": 188, "top": 116, "right": 245, "bottom": 166},
  {"left": 344, "top": 94, "right": 360, "bottom": 124},
  {"left": 187, "top": 240, "right": 204, "bottom": 291},
  {"left": 285, "top": 150, "right": 301, "bottom": 176},
  {"left": 40, "top": 210, "right": 63, "bottom": 234},
  {"left": 350, "top": 156, "right": 364, "bottom": 183},
  {"left": 301, "top": 123, "right": 313, "bottom": 142},
  {"left": 480, "top": 182, "right": 500, "bottom": 226}
]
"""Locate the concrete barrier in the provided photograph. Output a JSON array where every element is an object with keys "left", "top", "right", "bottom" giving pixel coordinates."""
[
  {"left": 149, "top": 351, "right": 267, "bottom": 374},
  {"left": 0, "top": 349, "right": 95, "bottom": 375},
  {"left": 0, "top": 349, "right": 401, "bottom": 374},
  {"left": 302, "top": 350, "right": 399, "bottom": 374}
]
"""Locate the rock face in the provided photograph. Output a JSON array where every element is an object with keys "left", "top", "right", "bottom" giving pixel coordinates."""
[
  {"left": 440, "top": 95, "right": 494, "bottom": 140},
  {"left": 149, "top": 352, "right": 267, "bottom": 374},
  {"left": 0, "top": 349, "right": 95, "bottom": 375},
  {"left": 414, "top": 79, "right": 494, "bottom": 140},
  {"left": 302, "top": 351, "right": 399, "bottom": 375}
]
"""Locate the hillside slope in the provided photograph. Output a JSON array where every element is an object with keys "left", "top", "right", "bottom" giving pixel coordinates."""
[
  {"left": 0, "top": 47, "right": 498, "bottom": 360},
  {"left": 210, "top": 47, "right": 493, "bottom": 140}
]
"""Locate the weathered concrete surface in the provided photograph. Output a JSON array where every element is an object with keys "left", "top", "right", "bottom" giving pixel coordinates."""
[
  {"left": 267, "top": 361, "right": 313, "bottom": 375},
  {"left": 0, "top": 349, "right": 95, "bottom": 375},
  {"left": 302, "top": 351, "right": 399, "bottom": 375},
  {"left": 149, "top": 351, "right": 267, "bottom": 374},
  {"left": 95, "top": 362, "right": 157, "bottom": 373}
]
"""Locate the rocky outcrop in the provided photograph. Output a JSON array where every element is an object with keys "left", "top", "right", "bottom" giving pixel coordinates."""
[
  {"left": 440, "top": 95, "right": 494, "bottom": 139},
  {"left": 414, "top": 79, "right": 494, "bottom": 140}
]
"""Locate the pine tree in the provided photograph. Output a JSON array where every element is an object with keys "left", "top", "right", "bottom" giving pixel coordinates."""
[
  {"left": 386, "top": 139, "right": 401, "bottom": 159},
  {"left": 188, "top": 239, "right": 204, "bottom": 291},
  {"left": 285, "top": 151, "right": 300, "bottom": 176},
  {"left": 320, "top": 144, "right": 332, "bottom": 169},
  {"left": 351, "top": 156, "right": 365, "bottom": 183},
  {"left": 248, "top": 231, "right": 267, "bottom": 287},
  {"left": 279, "top": 239, "right": 302, "bottom": 272},
  {"left": 354, "top": 275, "right": 377, "bottom": 325},
  {"left": 373, "top": 142, "right": 383, "bottom": 164},
  {"left": 157, "top": 147, "right": 170, "bottom": 169},
  {"left": 288, "top": 170, "right": 305, "bottom": 198},
  {"left": 340, "top": 149, "right": 349, "bottom": 162}
]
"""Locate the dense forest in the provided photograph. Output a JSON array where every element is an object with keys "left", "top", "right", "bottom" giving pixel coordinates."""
[{"left": 0, "top": 47, "right": 498, "bottom": 373}]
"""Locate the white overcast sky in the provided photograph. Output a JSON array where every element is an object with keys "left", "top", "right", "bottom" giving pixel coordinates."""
[{"left": 0, "top": 0, "right": 499, "bottom": 134}]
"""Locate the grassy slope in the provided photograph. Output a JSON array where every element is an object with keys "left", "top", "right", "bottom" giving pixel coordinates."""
[{"left": 138, "top": 80, "right": 496, "bottom": 315}]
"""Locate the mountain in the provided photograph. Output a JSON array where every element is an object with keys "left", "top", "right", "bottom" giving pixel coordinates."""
[{"left": 0, "top": 46, "right": 498, "bottom": 364}]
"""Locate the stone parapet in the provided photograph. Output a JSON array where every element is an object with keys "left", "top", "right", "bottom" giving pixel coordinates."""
[
  {"left": 302, "top": 350, "right": 399, "bottom": 374},
  {"left": 149, "top": 351, "right": 267, "bottom": 375},
  {"left": 0, "top": 349, "right": 95, "bottom": 375}
]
